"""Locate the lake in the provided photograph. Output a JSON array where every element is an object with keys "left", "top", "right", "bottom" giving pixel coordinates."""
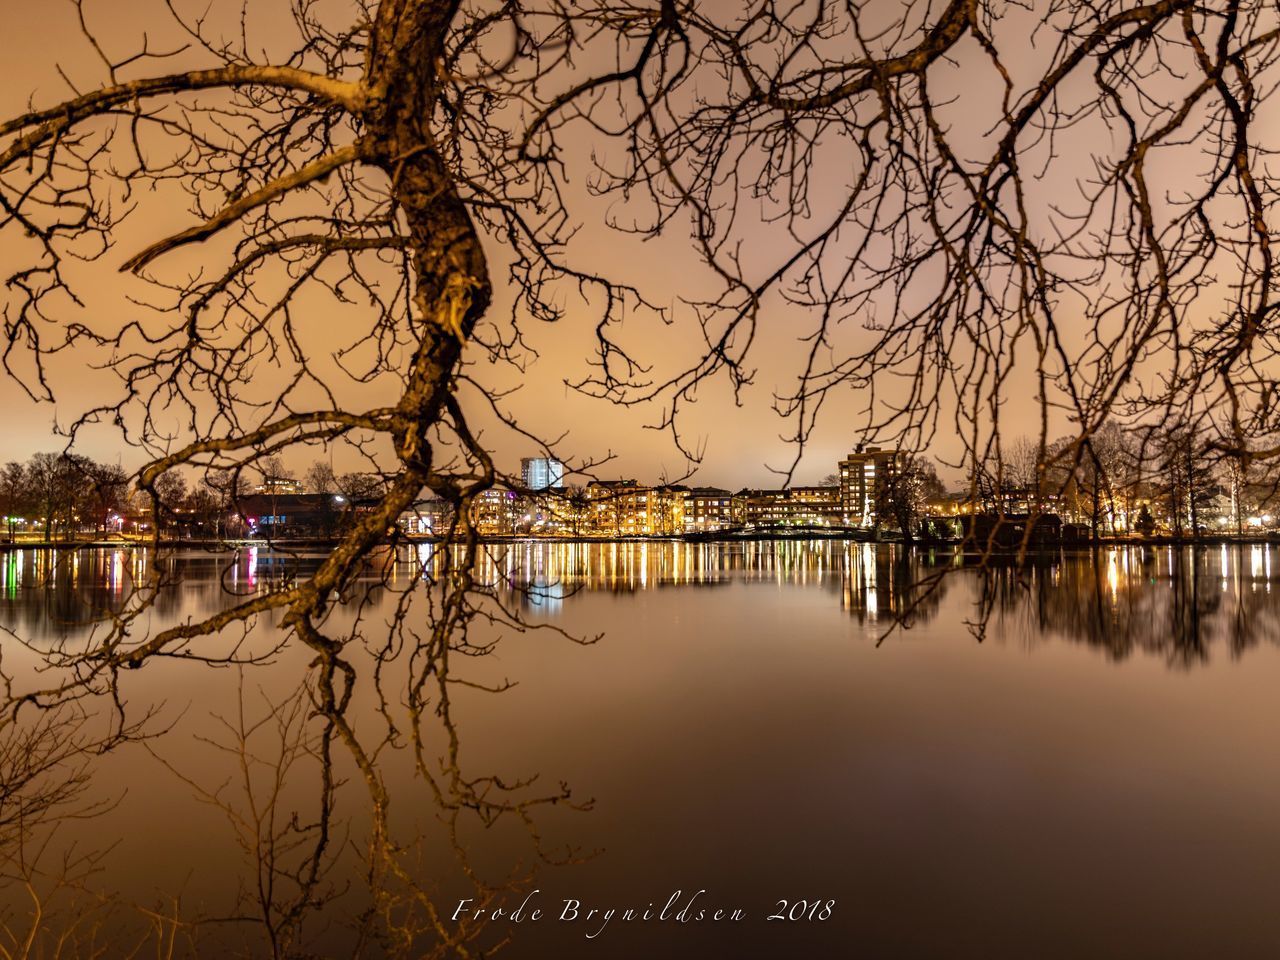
[{"left": 0, "top": 541, "right": 1277, "bottom": 958}]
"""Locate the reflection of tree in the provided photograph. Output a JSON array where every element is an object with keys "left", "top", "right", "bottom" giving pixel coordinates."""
[
  {"left": 145, "top": 677, "right": 346, "bottom": 957},
  {"left": 1163, "top": 550, "right": 1216, "bottom": 665},
  {"left": 0, "top": 549, "right": 247, "bottom": 641},
  {"left": 0, "top": 550, "right": 140, "bottom": 640},
  {"left": 0, "top": 699, "right": 151, "bottom": 957},
  {"left": 985, "top": 547, "right": 1278, "bottom": 667},
  {"left": 33, "top": 542, "right": 1280, "bottom": 668},
  {"left": 0, "top": 542, "right": 592, "bottom": 956},
  {"left": 0, "top": 709, "right": 118, "bottom": 852},
  {"left": 6, "top": 539, "right": 1280, "bottom": 951}
]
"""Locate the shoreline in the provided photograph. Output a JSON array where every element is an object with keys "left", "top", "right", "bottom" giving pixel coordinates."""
[{"left": 3, "top": 532, "right": 1280, "bottom": 552}]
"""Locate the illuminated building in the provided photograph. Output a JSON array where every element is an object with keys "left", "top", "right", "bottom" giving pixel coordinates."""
[
  {"left": 650, "top": 486, "right": 687, "bottom": 535},
  {"left": 683, "top": 487, "right": 735, "bottom": 532},
  {"left": 738, "top": 487, "right": 841, "bottom": 527},
  {"left": 839, "top": 446, "right": 902, "bottom": 528},
  {"left": 252, "top": 477, "right": 305, "bottom": 495},
  {"left": 398, "top": 498, "right": 453, "bottom": 536},
  {"left": 521, "top": 457, "right": 565, "bottom": 491},
  {"left": 237, "top": 493, "right": 352, "bottom": 537},
  {"left": 586, "top": 480, "right": 637, "bottom": 536},
  {"left": 583, "top": 481, "right": 686, "bottom": 536},
  {"left": 470, "top": 488, "right": 519, "bottom": 535}
]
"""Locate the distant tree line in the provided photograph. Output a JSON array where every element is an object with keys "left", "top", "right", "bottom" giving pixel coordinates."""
[
  {"left": 0, "top": 453, "right": 130, "bottom": 542},
  {"left": 974, "top": 423, "right": 1277, "bottom": 539},
  {"left": 0, "top": 453, "right": 388, "bottom": 542}
]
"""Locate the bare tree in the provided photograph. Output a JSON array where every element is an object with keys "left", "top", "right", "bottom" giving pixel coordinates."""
[
  {"left": 875, "top": 454, "right": 945, "bottom": 541},
  {"left": 0, "top": 464, "right": 27, "bottom": 543},
  {"left": 256, "top": 457, "right": 293, "bottom": 489},
  {"left": 1153, "top": 420, "right": 1217, "bottom": 537},
  {"left": 150, "top": 470, "right": 188, "bottom": 536},
  {"left": 78, "top": 461, "right": 129, "bottom": 539},
  {"left": 24, "top": 453, "right": 89, "bottom": 543},
  {"left": 3, "top": 0, "right": 1280, "bottom": 952},
  {"left": 303, "top": 461, "right": 337, "bottom": 495}
]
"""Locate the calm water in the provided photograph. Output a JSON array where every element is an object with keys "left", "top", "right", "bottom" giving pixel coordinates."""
[{"left": 1, "top": 542, "right": 1279, "bottom": 958}]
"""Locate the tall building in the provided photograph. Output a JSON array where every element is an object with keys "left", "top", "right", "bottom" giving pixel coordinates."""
[
  {"left": 521, "top": 457, "right": 565, "bottom": 491},
  {"left": 839, "top": 446, "right": 902, "bottom": 528}
]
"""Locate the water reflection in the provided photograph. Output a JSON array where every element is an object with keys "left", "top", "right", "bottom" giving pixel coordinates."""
[
  {"left": 3, "top": 541, "right": 1280, "bottom": 958},
  {"left": 0, "top": 548, "right": 152, "bottom": 638},
  {"left": 985, "top": 544, "right": 1280, "bottom": 666},
  {"left": 4, "top": 542, "right": 1279, "bottom": 666}
]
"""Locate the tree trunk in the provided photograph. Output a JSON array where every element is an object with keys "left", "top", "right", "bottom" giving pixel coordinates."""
[
  {"left": 1090, "top": 479, "right": 1100, "bottom": 542},
  {"left": 362, "top": 0, "right": 492, "bottom": 489},
  {"left": 1185, "top": 441, "right": 1199, "bottom": 537}
]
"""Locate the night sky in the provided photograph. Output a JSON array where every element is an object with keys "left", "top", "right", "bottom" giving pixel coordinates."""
[{"left": 0, "top": 0, "right": 1246, "bottom": 486}]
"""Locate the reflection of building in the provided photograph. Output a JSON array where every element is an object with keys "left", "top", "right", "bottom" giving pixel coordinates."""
[
  {"left": 837, "top": 541, "right": 951, "bottom": 624},
  {"left": 457, "top": 539, "right": 852, "bottom": 595},
  {"left": 839, "top": 446, "right": 902, "bottom": 528},
  {"left": 841, "top": 542, "right": 884, "bottom": 621},
  {"left": 522, "top": 457, "right": 565, "bottom": 491}
]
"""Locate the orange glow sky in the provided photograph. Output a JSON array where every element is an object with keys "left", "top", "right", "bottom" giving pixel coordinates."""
[{"left": 0, "top": 1, "right": 1237, "bottom": 488}]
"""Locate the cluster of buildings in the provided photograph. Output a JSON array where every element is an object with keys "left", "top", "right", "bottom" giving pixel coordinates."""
[
  {"left": 399, "top": 448, "right": 904, "bottom": 538},
  {"left": 13, "top": 437, "right": 1280, "bottom": 543}
]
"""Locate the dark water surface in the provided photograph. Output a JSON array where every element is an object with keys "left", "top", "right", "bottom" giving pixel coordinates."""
[{"left": 1, "top": 542, "right": 1278, "bottom": 958}]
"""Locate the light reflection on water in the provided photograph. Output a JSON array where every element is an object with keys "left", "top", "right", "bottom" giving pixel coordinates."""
[
  {"left": 2, "top": 542, "right": 1280, "bottom": 958},
  {"left": 3, "top": 541, "right": 1277, "bottom": 665}
]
